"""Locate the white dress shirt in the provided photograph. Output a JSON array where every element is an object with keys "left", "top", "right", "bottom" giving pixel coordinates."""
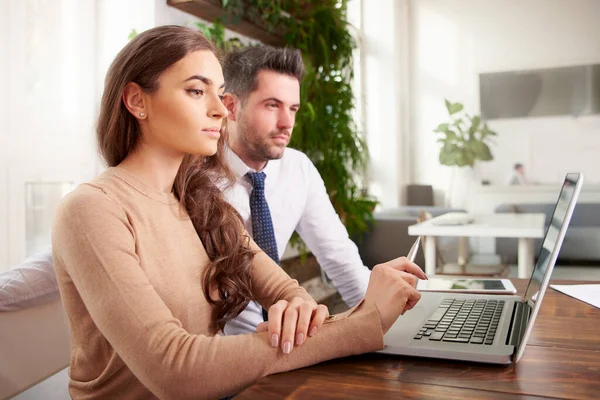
[{"left": 222, "top": 147, "right": 371, "bottom": 336}]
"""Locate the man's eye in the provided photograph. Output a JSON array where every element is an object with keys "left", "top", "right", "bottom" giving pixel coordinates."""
[
  {"left": 267, "top": 103, "right": 278, "bottom": 108},
  {"left": 187, "top": 89, "right": 204, "bottom": 97}
]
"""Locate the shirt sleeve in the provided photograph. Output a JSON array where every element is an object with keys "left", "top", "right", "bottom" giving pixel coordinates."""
[
  {"left": 295, "top": 157, "right": 371, "bottom": 308},
  {"left": 52, "top": 186, "right": 383, "bottom": 400}
]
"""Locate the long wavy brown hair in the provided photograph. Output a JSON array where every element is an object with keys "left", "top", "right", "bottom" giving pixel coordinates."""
[{"left": 96, "top": 25, "right": 254, "bottom": 330}]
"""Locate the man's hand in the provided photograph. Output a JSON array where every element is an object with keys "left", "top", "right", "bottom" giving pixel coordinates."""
[{"left": 257, "top": 297, "right": 329, "bottom": 354}]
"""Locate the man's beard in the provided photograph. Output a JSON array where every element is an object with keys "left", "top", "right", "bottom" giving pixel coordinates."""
[{"left": 238, "top": 117, "right": 288, "bottom": 162}]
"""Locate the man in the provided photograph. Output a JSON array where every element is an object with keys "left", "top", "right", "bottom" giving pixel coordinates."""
[
  {"left": 509, "top": 163, "right": 528, "bottom": 185},
  {"left": 220, "top": 46, "right": 374, "bottom": 335}
]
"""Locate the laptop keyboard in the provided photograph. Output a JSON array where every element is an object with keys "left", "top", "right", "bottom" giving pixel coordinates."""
[{"left": 414, "top": 299, "right": 505, "bottom": 345}]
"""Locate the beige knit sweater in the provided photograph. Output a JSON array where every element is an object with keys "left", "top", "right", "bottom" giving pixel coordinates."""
[{"left": 52, "top": 167, "right": 384, "bottom": 400}]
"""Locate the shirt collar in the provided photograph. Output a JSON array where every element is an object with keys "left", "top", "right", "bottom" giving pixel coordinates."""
[
  {"left": 224, "top": 146, "right": 282, "bottom": 182},
  {"left": 224, "top": 146, "right": 252, "bottom": 178}
]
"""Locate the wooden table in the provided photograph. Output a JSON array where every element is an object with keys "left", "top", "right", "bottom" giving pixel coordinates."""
[{"left": 237, "top": 279, "right": 600, "bottom": 400}]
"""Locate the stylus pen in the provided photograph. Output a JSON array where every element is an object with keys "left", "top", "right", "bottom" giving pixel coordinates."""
[{"left": 407, "top": 236, "right": 421, "bottom": 263}]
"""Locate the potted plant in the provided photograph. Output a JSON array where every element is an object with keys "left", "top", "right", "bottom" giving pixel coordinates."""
[{"left": 434, "top": 99, "right": 497, "bottom": 207}]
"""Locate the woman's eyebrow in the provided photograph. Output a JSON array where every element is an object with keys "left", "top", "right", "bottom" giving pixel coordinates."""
[{"left": 183, "top": 75, "right": 225, "bottom": 88}]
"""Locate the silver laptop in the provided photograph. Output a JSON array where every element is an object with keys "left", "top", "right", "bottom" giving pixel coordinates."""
[{"left": 380, "top": 173, "right": 583, "bottom": 364}]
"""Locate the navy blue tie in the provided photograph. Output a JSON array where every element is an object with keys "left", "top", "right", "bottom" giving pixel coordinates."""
[{"left": 246, "top": 171, "right": 279, "bottom": 321}]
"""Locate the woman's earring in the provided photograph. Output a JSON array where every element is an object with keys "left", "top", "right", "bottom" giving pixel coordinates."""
[{"left": 139, "top": 112, "right": 146, "bottom": 118}]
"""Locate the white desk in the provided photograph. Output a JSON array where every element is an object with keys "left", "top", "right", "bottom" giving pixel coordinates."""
[{"left": 408, "top": 212, "right": 546, "bottom": 278}]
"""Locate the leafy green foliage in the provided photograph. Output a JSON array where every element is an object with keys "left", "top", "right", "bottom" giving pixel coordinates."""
[
  {"left": 128, "top": 29, "right": 138, "bottom": 41},
  {"left": 195, "top": 19, "right": 244, "bottom": 52},
  {"left": 434, "top": 99, "right": 497, "bottom": 168}
]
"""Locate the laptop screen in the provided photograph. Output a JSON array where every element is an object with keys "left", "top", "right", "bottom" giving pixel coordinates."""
[{"left": 523, "top": 173, "right": 582, "bottom": 302}]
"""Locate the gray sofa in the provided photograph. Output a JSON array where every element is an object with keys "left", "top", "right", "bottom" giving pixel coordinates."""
[
  {"left": 495, "top": 203, "right": 600, "bottom": 263},
  {"left": 354, "top": 206, "right": 464, "bottom": 269}
]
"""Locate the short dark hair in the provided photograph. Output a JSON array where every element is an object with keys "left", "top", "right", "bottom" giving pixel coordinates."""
[
  {"left": 223, "top": 46, "right": 304, "bottom": 100},
  {"left": 514, "top": 163, "right": 524, "bottom": 170}
]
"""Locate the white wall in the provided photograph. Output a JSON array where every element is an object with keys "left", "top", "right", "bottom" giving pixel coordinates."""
[
  {"left": 0, "top": 1, "right": 9, "bottom": 269},
  {"left": 409, "top": 0, "right": 600, "bottom": 202}
]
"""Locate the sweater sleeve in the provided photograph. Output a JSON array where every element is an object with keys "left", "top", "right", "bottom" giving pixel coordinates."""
[{"left": 52, "top": 186, "right": 384, "bottom": 400}]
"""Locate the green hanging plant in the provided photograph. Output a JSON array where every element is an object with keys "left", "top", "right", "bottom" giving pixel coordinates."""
[{"left": 195, "top": 18, "right": 245, "bottom": 52}]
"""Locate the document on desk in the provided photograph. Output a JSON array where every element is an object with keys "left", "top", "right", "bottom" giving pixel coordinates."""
[{"left": 549, "top": 284, "right": 600, "bottom": 310}]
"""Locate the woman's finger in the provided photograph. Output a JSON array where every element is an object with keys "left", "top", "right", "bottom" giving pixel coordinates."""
[
  {"left": 308, "top": 304, "right": 329, "bottom": 337},
  {"left": 295, "top": 301, "right": 314, "bottom": 346},
  {"left": 280, "top": 304, "right": 299, "bottom": 354},
  {"left": 268, "top": 300, "right": 288, "bottom": 348},
  {"left": 396, "top": 270, "right": 418, "bottom": 288},
  {"left": 386, "top": 256, "right": 427, "bottom": 280},
  {"left": 400, "top": 283, "right": 422, "bottom": 314},
  {"left": 256, "top": 321, "right": 268, "bottom": 333}
]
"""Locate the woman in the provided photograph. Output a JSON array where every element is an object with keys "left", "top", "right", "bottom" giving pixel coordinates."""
[{"left": 52, "top": 25, "right": 424, "bottom": 399}]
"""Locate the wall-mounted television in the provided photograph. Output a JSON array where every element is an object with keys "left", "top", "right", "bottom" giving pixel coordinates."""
[{"left": 480, "top": 64, "right": 600, "bottom": 119}]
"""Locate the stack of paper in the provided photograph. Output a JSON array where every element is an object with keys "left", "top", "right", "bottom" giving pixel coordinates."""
[{"left": 550, "top": 284, "right": 600, "bottom": 309}]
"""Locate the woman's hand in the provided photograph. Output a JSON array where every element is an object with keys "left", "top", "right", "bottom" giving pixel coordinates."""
[
  {"left": 365, "top": 257, "right": 423, "bottom": 333},
  {"left": 256, "top": 297, "right": 329, "bottom": 354},
  {"left": 377, "top": 255, "right": 427, "bottom": 288}
]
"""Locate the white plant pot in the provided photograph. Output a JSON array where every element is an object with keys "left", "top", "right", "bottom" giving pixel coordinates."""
[{"left": 447, "top": 166, "right": 479, "bottom": 209}]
